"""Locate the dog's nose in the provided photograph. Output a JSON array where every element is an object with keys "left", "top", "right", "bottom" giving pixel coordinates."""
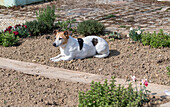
[{"left": 53, "top": 43, "right": 56, "bottom": 47}]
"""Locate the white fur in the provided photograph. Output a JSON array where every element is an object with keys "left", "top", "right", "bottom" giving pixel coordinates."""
[{"left": 50, "top": 36, "right": 109, "bottom": 62}]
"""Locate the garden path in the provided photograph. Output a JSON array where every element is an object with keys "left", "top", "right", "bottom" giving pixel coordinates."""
[{"left": 0, "top": 0, "right": 169, "bottom": 34}]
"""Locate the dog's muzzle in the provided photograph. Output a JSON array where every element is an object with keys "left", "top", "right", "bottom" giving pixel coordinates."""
[
  {"left": 53, "top": 43, "right": 60, "bottom": 47},
  {"left": 53, "top": 43, "right": 57, "bottom": 47}
]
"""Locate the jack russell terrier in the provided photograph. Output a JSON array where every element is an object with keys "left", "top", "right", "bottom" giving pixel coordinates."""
[{"left": 50, "top": 30, "right": 109, "bottom": 62}]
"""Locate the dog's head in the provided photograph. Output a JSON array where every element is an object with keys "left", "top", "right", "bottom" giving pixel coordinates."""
[{"left": 53, "top": 30, "right": 69, "bottom": 47}]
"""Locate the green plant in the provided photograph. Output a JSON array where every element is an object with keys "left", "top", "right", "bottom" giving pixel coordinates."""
[
  {"left": 166, "top": 66, "right": 170, "bottom": 76},
  {"left": 129, "top": 27, "right": 143, "bottom": 41},
  {"left": 104, "top": 14, "right": 116, "bottom": 19},
  {"left": 4, "top": 24, "right": 29, "bottom": 38},
  {"left": 77, "top": 20, "right": 105, "bottom": 36},
  {"left": 36, "top": 5, "right": 56, "bottom": 31},
  {"left": 79, "top": 77, "right": 149, "bottom": 107},
  {"left": 109, "top": 32, "right": 122, "bottom": 40},
  {"left": 25, "top": 20, "right": 48, "bottom": 36},
  {"left": 55, "top": 19, "right": 76, "bottom": 32},
  {"left": 142, "top": 29, "right": 170, "bottom": 48},
  {"left": 0, "top": 32, "right": 19, "bottom": 47}
]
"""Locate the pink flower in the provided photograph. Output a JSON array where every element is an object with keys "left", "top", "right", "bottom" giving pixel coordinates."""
[
  {"left": 13, "top": 31, "right": 19, "bottom": 36},
  {"left": 144, "top": 81, "right": 148, "bottom": 87},
  {"left": 142, "top": 79, "right": 148, "bottom": 87},
  {"left": 131, "top": 76, "right": 136, "bottom": 82}
]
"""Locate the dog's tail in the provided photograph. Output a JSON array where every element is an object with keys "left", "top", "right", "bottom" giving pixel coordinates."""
[{"left": 94, "top": 51, "right": 110, "bottom": 58}]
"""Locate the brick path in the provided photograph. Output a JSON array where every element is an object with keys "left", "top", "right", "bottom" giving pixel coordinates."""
[{"left": 0, "top": 0, "right": 169, "bottom": 33}]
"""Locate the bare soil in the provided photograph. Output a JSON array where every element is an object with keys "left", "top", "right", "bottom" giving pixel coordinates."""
[
  {"left": 0, "top": 34, "right": 169, "bottom": 85},
  {"left": 0, "top": 68, "right": 170, "bottom": 107},
  {"left": 0, "top": 68, "right": 89, "bottom": 107}
]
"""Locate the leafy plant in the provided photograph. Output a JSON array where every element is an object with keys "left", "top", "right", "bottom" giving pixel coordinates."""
[
  {"left": 0, "top": 32, "right": 19, "bottom": 47},
  {"left": 77, "top": 20, "right": 105, "bottom": 36},
  {"left": 142, "top": 29, "right": 170, "bottom": 48},
  {"left": 25, "top": 20, "right": 48, "bottom": 36},
  {"left": 4, "top": 24, "right": 29, "bottom": 38},
  {"left": 55, "top": 19, "right": 76, "bottom": 32},
  {"left": 109, "top": 32, "right": 122, "bottom": 40},
  {"left": 36, "top": 5, "right": 56, "bottom": 31},
  {"left": 79, "top": 77, "right": 149, "bottom": 107},
  {"left": 166, "top": 66, "right": 170, "bottom": 76},
  {"left": 13, "top": 24, "right": 29, "bottom": 38},
  {"left": 129, "top": 27, "right": 143, "bottom": 41}
]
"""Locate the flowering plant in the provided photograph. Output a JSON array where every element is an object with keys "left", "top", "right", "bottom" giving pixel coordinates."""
[
  {"left": 128, "top": 76, "right": 150, "bottom": 102},
  {"left": 79, "top": 76, "right": 150, "bottom": 107},
  {"left": 4, "top": 24, "right": 29, "bottom": 38},
  {"left": 129, "top": 27, "right": 143, "bottom": 41}
]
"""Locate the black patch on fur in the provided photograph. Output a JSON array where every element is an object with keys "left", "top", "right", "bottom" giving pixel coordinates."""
[
  {"left": 77, "top": 38, "right": 84, "bottom": 50},
  {"left": 92, "top": 38, "right": 98, "bottom": 46}
]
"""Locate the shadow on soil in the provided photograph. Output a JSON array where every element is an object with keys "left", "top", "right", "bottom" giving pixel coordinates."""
[{"left": 108, "top": 50, "right": 120, "bottom": 57}]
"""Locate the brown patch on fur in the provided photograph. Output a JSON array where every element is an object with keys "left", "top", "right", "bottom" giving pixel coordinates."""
[
  {"left": 92, "top": 38, "right": 98, "bottom": 46},
  {"left": 55, "top": 31, "right": 69, "bottom": 45},
  {"left": 53, "top": 30, "right": 59, "bottom": 35}
]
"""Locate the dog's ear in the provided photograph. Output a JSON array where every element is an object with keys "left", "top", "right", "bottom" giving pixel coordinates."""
[
  {"left": 64, "top": 31, "right": 68, "bottom": 36},
  {"left": 64, "top": 31, "right": 69, "bottom": 39},
  {"left": 53, "top": 30, "right": 59, "bottom": 35}
]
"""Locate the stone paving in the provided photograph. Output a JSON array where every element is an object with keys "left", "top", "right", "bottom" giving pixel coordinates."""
[{"left": 0, "top": 0, "right": 170, "bottom": 34}]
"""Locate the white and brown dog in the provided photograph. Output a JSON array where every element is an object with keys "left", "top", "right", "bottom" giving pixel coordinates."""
[{"left": 50, "top": 30, "right": 109, "bottom": 62}]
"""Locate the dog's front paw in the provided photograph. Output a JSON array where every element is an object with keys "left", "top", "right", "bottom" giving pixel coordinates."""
[
  {"left": 50, "top": 58, "right": 54, "bottom": 60},
  {"left": 51, "top": 58, "right": 60, "bottom": 62}
]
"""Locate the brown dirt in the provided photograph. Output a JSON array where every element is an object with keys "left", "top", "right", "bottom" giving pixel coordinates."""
[
  {"left": 0, "top": 34, "right": 169, "bottom": 85},
  {"left": 0, "top": 68, "right": 170, "bottom": 106},
  {"left": 134, "top": 0, "right": 170, "bottom": 6},
  {"left": 0, "top": 68, "right": 89, "bottom": 107}
]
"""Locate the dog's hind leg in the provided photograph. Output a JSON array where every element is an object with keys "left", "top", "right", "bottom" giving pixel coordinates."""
[{"left": 94, "top": 44, "right": 110, "bottom": 58}]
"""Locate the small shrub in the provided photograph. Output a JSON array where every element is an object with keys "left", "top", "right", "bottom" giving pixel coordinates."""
[
  {"left": 55, "top": 19, "right": 76, "bottom": 32},
  {"left": 36, "top": 5, "right": 56, "bottom": 31},
  {"left": 79, "top": 77, "right": 149, "bottom": 107},
  {"left": 109, "top": 32, "right": 122, "bottom": 40},
  {"left": 129, "top": 27, "right": 143, "bottom": 41},
  {"left": 25, "top": 20, "right": 48, "bottom": 36},
  {"left": 0, "top": 32, "right": 19, "bottom": 47},
  {"left": 4, "top": 24, "right": 29, "bottom": 38},
  {"left": 77, "top": 20, "right": 105, "bottom": 36},
  {"left": 142, "top": 29, "right": 170, "bottom": 48}
]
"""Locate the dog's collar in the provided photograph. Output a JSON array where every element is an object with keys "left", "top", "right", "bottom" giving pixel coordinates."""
[{"left": 77, "top": 38, "right": 84, "bottom": 50}]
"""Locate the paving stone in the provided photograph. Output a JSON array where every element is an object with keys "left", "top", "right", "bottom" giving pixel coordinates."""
[{"left": 160, "top": 101, "right": 170, "bottom": 107}]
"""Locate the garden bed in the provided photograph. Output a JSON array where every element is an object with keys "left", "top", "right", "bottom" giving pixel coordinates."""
[
  {"left": 0, "top": 34, "right": 169, "bottom": 85},
  {"left": 0, "top": 68, "right": 89, "bottom": 106},
  {"left": 0, "top": 68, "right": 170, "bottom": 106}
]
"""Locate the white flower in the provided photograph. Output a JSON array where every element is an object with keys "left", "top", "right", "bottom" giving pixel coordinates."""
[
  {"left": 127, "top": 34, "right": 129, "bottom": 37},
  {"left": 131, "top": 76, "right": 136, "bottom": 82},
  {"left": 130, "top": 27, "right": 133, "bottom": 31},
  {"left": 136, "top": 30, "right": 142, "bottom": 35}
]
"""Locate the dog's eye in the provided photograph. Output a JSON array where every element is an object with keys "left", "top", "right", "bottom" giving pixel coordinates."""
[{"left": 59, "top": 38, "right": 62, "bottom": 40}]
